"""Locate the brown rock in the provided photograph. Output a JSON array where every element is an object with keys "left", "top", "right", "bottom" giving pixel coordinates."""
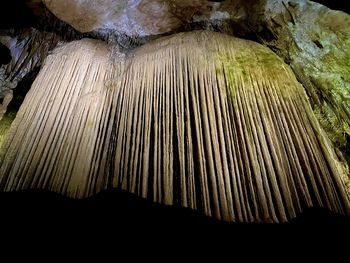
[{"left": 43, "top": 0, "right": 254, "bottom": 36}]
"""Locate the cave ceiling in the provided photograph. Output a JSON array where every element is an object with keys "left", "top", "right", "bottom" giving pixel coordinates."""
[{"left": 42, "top": 0, "right": 252, "bottom": 36}]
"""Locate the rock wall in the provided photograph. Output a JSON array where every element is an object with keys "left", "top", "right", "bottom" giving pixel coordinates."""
[{"left": 255, "top": 0, "right": 350, "bottom": 158}]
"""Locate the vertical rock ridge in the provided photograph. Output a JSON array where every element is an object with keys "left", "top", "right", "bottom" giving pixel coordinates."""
[
  {"left": 0, "top": 39, "right": 121, "bottom": 197},
  {"left": 0, "top": 32, "right": 349, "bottom": 223}
]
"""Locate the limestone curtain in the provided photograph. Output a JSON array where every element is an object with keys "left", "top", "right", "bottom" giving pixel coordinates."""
[{"left": 0, "top": 32, "right": 349, "bottom": 222}]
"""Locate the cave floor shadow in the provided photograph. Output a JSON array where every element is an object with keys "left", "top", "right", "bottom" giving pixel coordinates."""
[
  {"left": 0, "top": 189, "right": 348, "bottom": 256},
  {"left": 0, "top": 189, "right": 349, "bottom": 233}
]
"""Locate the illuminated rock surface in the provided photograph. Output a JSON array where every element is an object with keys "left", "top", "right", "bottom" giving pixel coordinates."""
[
  {"left": 0, "top": 39, "right": 122, "bottom": 197},
  {"left": 0, "top": 32, "right": 349, "bottom": 222},
  {"left": 258, "top": 0, "right": 350, "bottom": 153},
  {"left": 39, "top": 0, "right": 350, "bottom": 154},
  {"left": 43, "top": 0, "right": 251, "bottom": 36}
]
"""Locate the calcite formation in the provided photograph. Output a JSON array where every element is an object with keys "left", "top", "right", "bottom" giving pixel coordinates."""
[
  {"left": 0, "top": 39, "right": 122, "bottom": 197},
  {"left": 0, "top": 32, "right": 349, "bottom": 222},
  {"left": 40, "top": 0, "right": 350, "bottom": 154}
]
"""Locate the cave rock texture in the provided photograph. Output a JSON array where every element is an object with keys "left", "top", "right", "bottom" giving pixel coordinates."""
[
  {"left": 39, "top": 0, "right": 350, "bottom": 153},
  {"left": 43, "top": 0, "right": 250, "bottom": 36},
  {"left": 259, "top": 0, "right": 350, "bottom": 152},
  {"left": 0, "top": 32, "right": 349, "bottom": 223},
  {"left": 0, "top": 39, "right": 121, "bottom": 197}
]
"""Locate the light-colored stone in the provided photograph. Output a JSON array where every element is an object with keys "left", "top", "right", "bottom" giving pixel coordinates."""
[
  {"left": 1, "top": 32, "right": 349, "bottom": 222},
  {"left": 43, "top": 0, "right": 248, "bottom": 36}
]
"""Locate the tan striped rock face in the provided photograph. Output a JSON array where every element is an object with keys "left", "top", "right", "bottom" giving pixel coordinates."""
[
  {"left": 0, "top": 32, "right": 349, "bottom": 222},
  {"left": 0, "top": 39, "right": 122, "bottom": 198}
]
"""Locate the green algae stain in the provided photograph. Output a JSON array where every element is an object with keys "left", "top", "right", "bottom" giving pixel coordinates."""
[
  {"left": 0, "top": 111, "right": 16, "bottom": 148},
  {"left": 287, "top": 16, "right": 350, "bottom": 150},
  {"left": 314, "top": 102, "right": 350, "bottom": 147},
  {"left": 87, "top": 119, "right": 95, "bottom": 129},
  {"left": 215, "top": 42, "right": 293, "bottom": 100},
  {"left": 311, "top": 37, "right": 350, "bottom": 147}
]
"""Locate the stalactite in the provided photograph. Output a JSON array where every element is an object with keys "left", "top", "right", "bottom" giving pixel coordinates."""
[
  {"left": 0, "top": 39, "right": 122, "bottom": 197},
  {"left": 109, "top": 31, "right": 350, "bottom": 222},
  {"left": 0, "top": 32, "right": 349, "bottom": 223}
]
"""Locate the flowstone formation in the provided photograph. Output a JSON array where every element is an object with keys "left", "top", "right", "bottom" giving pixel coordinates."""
[
  {"left": 0, "top": 39, "right": 122, "bottom": 196},
  {"left": 0, "top": 32, "right": 349, "bottom": 223},
  {"left": 39, "top": 0, "right": 350, "bottom": 159}
]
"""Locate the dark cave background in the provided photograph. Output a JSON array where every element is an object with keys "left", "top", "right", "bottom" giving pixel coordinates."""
[
  {"left": 1, "top": 189, "right": 349, "bottom": 235},
  {"left": 0, "top": 1, "right": 36, "bottom": 29},
  {"left": 313, "top": 0, "right": 350, "bottom": 13},
  {"left": 0, "top": 43, "right": 11, "bottom": 65}
]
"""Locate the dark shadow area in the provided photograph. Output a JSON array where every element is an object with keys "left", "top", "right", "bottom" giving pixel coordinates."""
[
  {"left": 0, "top": 188, "right": 349, "bottom": 244},
  {"left": 0, "top": 1, "right": 36, "bottom": 29},
  {"left": 313, "top": 0, "right": 350, "bottom": 14},
  {"left": 0, "top": 43, "right": 11, "bottom": 65},
  {"left": 0, "top": 189, "right": 223, "bottom": 230},
  {"left": 340, "top": 134, "right": 350, "bottom": 167},
  {"left": 6, "top": 67, "right": 41, "bottom": 112},
  {"left": 0, "top": 0, "right": 86, "bottom": 42}
]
